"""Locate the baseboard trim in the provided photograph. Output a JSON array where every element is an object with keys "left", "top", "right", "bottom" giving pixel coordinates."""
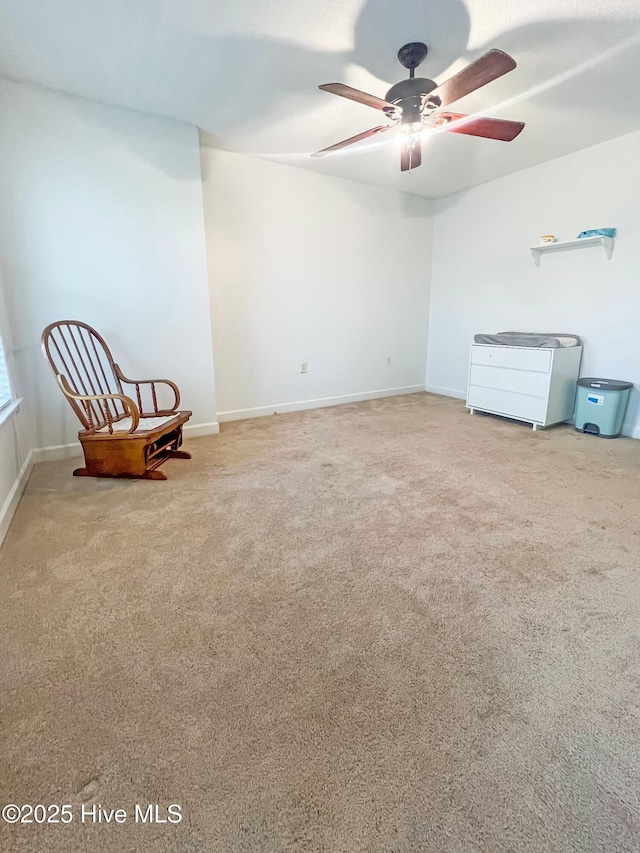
[
  {"left": 424, "top": 384, "right": 467, "bottom": 400},
  {"left": 621, "top": 422, "right": 640, "bottom": 440},
  {"left": 32, "top": 442, "right": 82, "bottom": 463},
  {"left": 0, "top": 450, "right": 34, "bottom": 547},
  {"left": 217, "top": 386, "right": 425, "bottom": 422},
  {"left": 184, "top": 421, "right": 220, "bottom": 438}
]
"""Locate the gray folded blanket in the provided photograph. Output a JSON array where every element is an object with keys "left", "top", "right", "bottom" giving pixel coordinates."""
[{"left": 474, "top": 332, "right": 581, "bottom": 348}]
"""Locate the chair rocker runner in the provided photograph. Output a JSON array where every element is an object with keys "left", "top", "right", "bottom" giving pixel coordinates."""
[{"left": 42, "top": 321, "right": 192, "bottom": 480}]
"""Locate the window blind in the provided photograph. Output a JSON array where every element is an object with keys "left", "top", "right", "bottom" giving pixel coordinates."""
[{"left": 0, "top": 333, "right": 12, "bottom": 410}]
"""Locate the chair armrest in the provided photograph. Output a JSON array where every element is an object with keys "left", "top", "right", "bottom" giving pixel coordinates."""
[
  {"left": 114, "top": 364, "right": 181, "bottom": 413},
  {"left": 57, "top": 375, "right": 140, "bottom": 434}
]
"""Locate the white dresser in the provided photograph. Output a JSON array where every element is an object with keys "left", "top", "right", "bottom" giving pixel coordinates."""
[{"left": 466, "top": 344, "right": 582, "bottom": 430}]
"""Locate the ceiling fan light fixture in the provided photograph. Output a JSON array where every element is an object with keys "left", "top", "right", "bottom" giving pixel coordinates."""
[{"left": 401, "top": 120, "right": 422, "bottom": 135}]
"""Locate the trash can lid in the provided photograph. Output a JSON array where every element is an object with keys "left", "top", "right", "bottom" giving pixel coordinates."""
[{"left": 577, "top": 377, "right": 633, "bottom": 390}]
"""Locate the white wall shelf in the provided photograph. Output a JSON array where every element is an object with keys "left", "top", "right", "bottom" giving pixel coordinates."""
[{"left": 530, "top": 235, "right": 614, "bottom": 267}]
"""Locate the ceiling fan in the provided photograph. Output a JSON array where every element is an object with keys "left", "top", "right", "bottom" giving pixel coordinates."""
[{"left": 313, "top": 43, "right": 525, "bottom": 171}]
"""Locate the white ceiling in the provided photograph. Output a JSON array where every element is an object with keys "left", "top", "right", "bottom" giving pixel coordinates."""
[{"left": 1, "top": 0, "right": 640, "bottom": 197}]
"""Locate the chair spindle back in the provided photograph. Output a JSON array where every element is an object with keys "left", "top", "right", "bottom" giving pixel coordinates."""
[{"left": 42, "top": 321, "right": 125, "bottom": 432}]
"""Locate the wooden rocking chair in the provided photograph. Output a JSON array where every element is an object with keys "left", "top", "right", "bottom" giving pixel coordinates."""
[{"left": 42, "top": 321, "right": 192, "bottom": 480}]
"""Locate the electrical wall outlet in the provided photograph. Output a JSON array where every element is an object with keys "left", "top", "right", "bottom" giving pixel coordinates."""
[{"left": 300, "top": 361, "right": 308, "bottom": 374}]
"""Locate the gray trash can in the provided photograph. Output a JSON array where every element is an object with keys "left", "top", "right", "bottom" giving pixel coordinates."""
[{"left": 575, "top": 377, "right": 633, "bottom": 438}]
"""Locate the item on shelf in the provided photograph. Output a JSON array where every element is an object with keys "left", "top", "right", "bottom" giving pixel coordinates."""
[
  {"left": 540, "top": 234, "right": 556, "bottom": 243},
  {"left": 577, "top": 228, "right": 617, "bottom": 239}
]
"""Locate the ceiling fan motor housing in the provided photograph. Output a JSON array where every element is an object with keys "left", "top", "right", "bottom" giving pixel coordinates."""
[
  {"left": 385, "top": 78, "right": 437, "bottom": 103},
  {"left": 384, "top": 78, "right": 440, "bottom": 123}
]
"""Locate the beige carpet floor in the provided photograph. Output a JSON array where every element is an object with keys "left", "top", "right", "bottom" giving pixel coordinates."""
[{"left": 1, "top": 393, "right": 640, "bottom": 853}]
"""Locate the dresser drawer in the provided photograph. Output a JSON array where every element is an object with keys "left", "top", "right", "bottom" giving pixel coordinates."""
[
  {"left": 471, "top": 345, "right": 551, "bottom": 373},
  {"left": 467, "top": 386, "right": 547, "bottom": 423},
  {"left": 469, "top": 364, "right": 550, "bottom": 397}
]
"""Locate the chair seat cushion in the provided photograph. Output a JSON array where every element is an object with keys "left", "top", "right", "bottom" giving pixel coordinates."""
[{"left": 97, "top": 415, "right": 176, "bottom": 434}]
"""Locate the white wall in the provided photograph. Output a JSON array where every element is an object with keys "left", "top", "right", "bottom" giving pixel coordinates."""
[
  {"left": 427, "top": 130, "right": 640, "bottom": 438},
  {"left": 201, "top": 147, "right": 433, "bottom": 419},
  {"left": 0, "top": 78, "right": 217, "bottom": 454}
]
